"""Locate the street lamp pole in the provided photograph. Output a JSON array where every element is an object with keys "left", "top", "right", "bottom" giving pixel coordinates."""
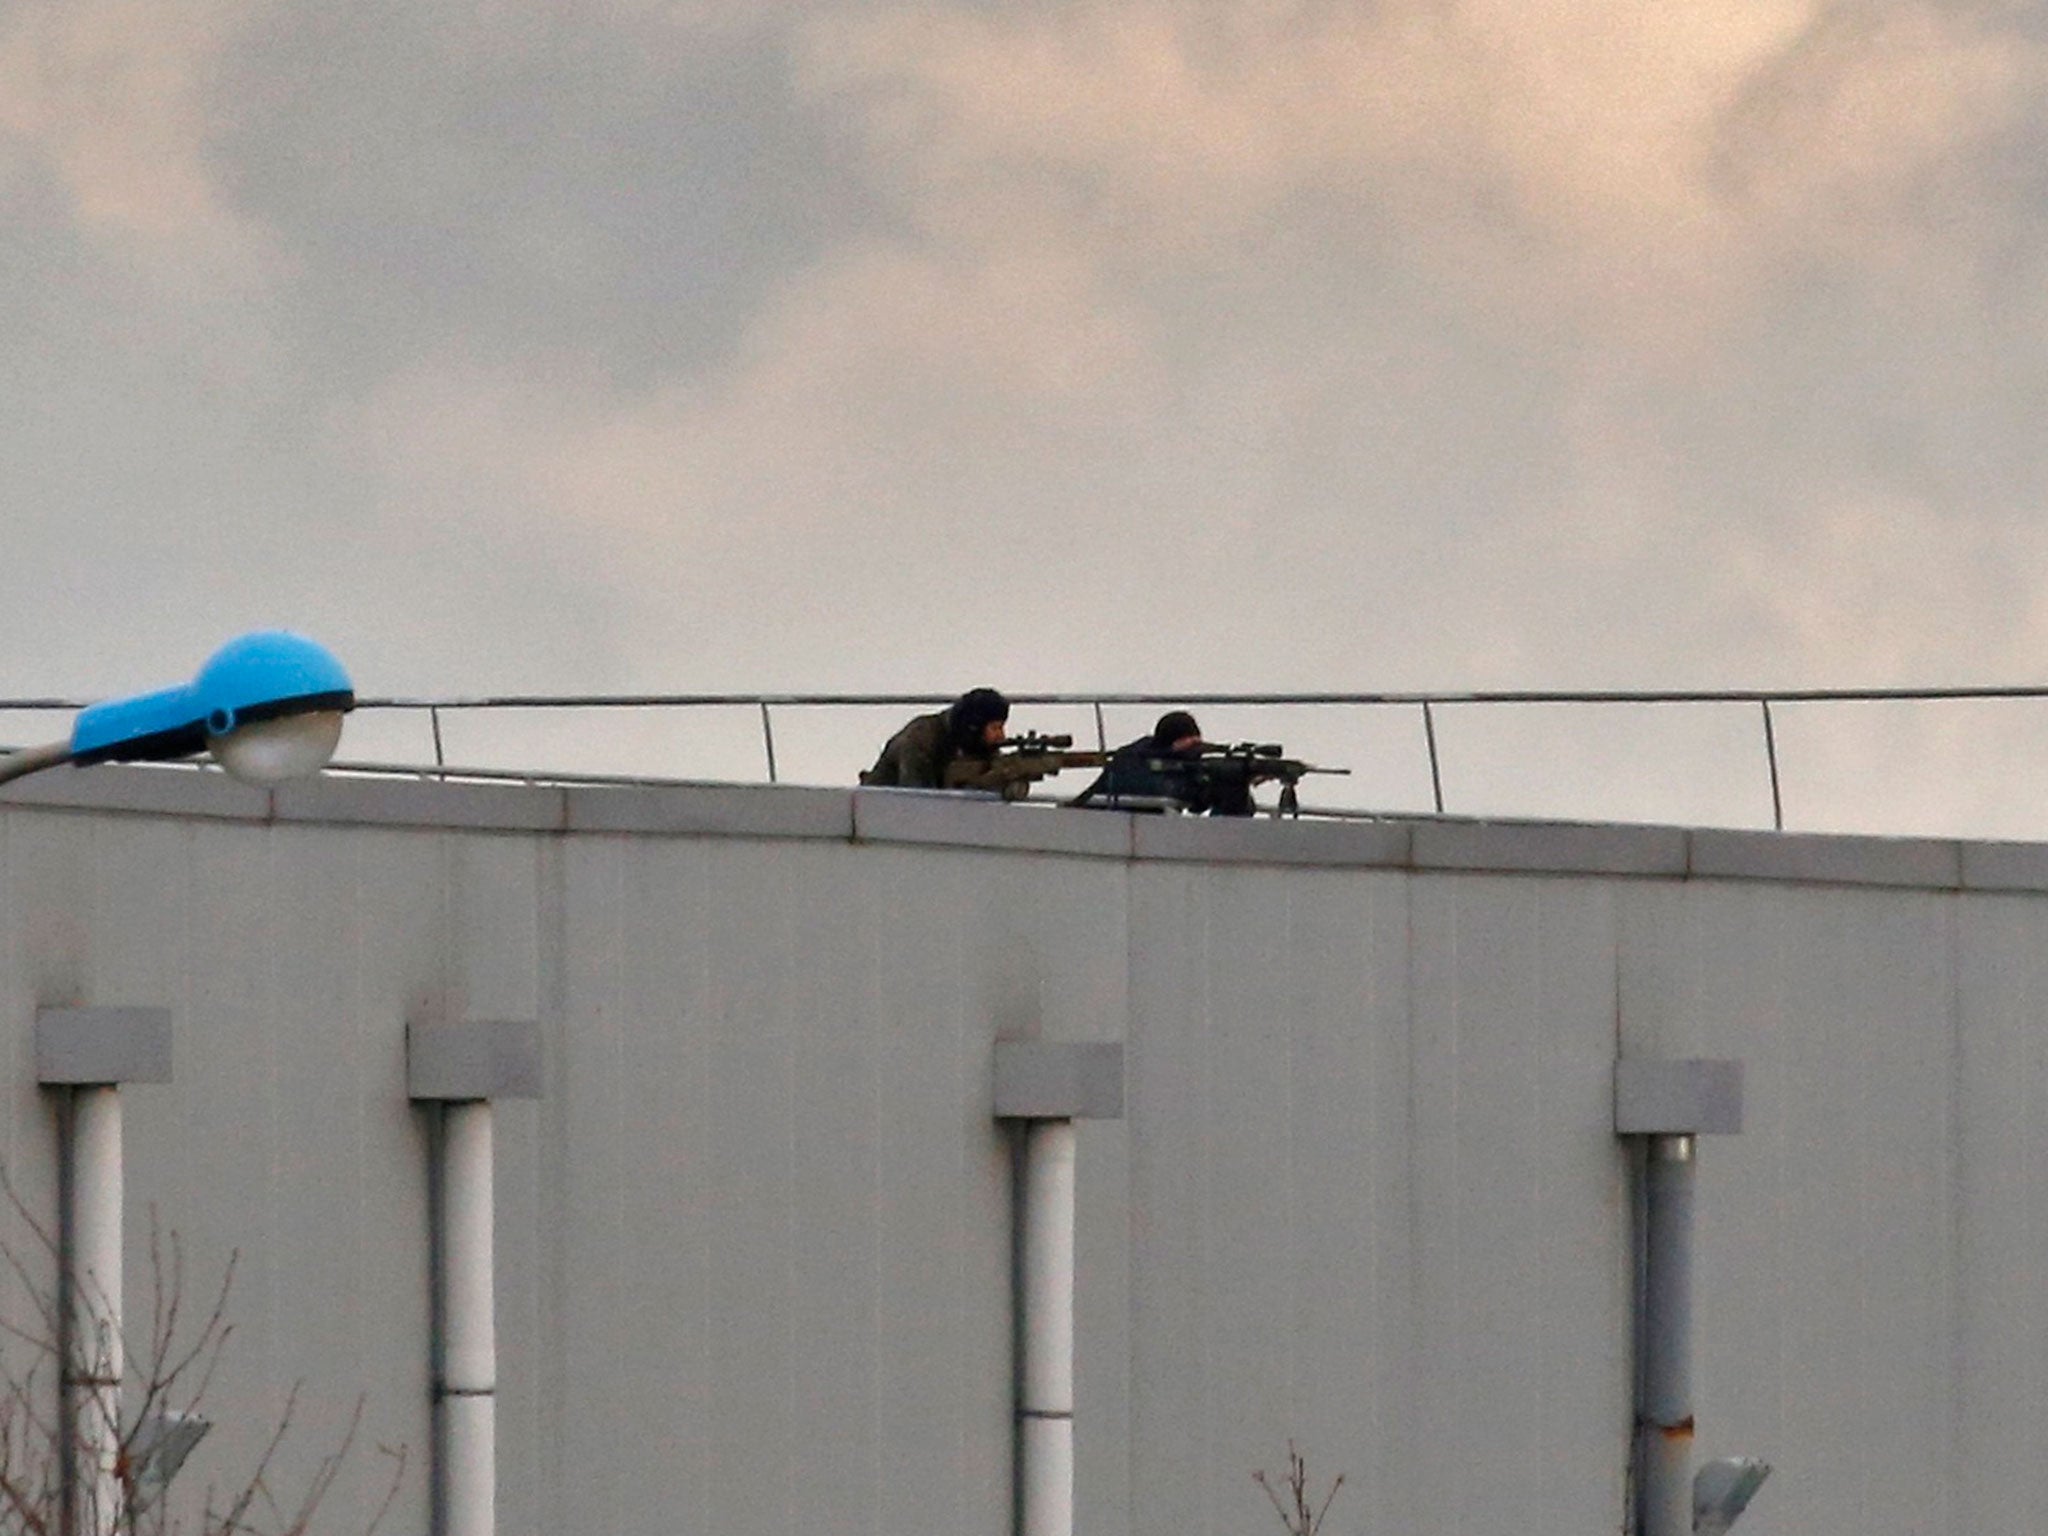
[{"left": 0, "top": 740, "right": 73, "bottom": 786}]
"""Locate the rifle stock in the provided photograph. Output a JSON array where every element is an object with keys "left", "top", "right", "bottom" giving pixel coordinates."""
[{"left": 943, "top": 738, "right": 1108, "bottom": 796}]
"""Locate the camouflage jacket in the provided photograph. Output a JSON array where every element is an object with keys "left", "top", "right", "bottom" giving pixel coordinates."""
[{"left": 859, "top": 708, "right": 1003, "bottom": 791}]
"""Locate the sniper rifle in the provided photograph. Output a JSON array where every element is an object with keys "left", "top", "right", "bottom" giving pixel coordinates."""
[
  {"left": 1175, "top": 741, "right": 1348, "bottom": 815},
  {"left": 942, "top": 732, "right": 1108, "bottom": 799},
  {"left": 1077, "top": 740, "right": 1348, "bottom": 816}
]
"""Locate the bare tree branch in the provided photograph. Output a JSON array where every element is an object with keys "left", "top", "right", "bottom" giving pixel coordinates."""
[
  {"left": 1252, "top": 1441, "right": 1347, "bottom": 1536},
  {"left": 0, "top": 1160, "right": 406, "bottom": 1536}
]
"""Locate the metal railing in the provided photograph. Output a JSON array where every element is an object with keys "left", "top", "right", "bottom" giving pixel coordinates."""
[
  {"left": 9, "top": 685, "right": 2048, "bottom": 831},
  {"left": 363, "top": 685, "right": 2048, "bottom": 832}
]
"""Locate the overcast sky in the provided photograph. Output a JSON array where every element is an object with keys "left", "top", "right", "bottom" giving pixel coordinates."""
[{"left": 5, "top": 0, "right": 2047, "bottom": 830}]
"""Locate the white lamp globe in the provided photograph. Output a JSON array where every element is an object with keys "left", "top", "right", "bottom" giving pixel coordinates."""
[{"left": 208, "top": 710, "right": 346, "bottom": 786}]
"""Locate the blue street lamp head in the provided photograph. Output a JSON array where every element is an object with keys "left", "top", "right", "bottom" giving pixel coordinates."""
[
  {"left": 70, "top": 632, "right": 355, "bottom": 781},
  {"left": 190, "top": 632, "right": 354, "bottom": 738}
]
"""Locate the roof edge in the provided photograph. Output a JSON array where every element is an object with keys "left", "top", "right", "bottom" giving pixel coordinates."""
[{"left": 0, "top": 765, "right": 2027, "bottom": 894}]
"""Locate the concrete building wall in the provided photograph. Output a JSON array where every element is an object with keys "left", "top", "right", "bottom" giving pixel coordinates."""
[{"left": 0, "top": 770, "right": 2041, "bottom": 1534}]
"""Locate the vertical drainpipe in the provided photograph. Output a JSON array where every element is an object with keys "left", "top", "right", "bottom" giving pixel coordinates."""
[
  {"left": 1020, "top": 1119, "right": 1077, "bottom": 1536},
  {"left": 71, "top": 1087, "right": 123, "bottom": 1536},
  {"left": 440, "top": 1101, "right": 496, "bottom": 1536},
  {"left": 1614, "top": 1058, "right": 1768, "bottom": 1536},
  {"left": 1639, "top": 1133, "right": 1696, "bottom": 1536},
  {"left": 409, "top": 1020, "right": 544, "bottom": 1536},
  {"left": 35, "top": 1007, "right": 173, "bottom": 1536},
  {"left": 993, "top": 1041, "right": 1125, "bottom": 1536}
]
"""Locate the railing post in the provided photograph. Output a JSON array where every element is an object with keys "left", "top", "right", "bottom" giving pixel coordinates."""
[
  {"left": 759, "top": 702, "right": 779, "bottom": 784},
  {"left": 1422, "top": 701, "right": 1445, "bottom": 814},
  {"left": 1759, "top": 701, "right": 1783, "bottom": 831}
]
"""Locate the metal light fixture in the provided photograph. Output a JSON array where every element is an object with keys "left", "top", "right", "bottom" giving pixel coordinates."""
[
  {"left": 127, "top": 1409, "right": 212, "bottom": 1513},
  {"left": 1694, "top": 1456, "right": 1771, "bottom": 1535},
  {"left": 204, "top": 708, "right": 347, "bottom": 787},
  {"left": 0, "top": 631, "right": 354, "bottom": 788}
]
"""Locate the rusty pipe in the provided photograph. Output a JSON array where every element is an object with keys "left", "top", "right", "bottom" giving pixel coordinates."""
[{"left": 1639, "top": 1134, "right": 1696, "bottom": 1536}]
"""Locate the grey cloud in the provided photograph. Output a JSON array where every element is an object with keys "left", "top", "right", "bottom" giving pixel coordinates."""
[
  {"left": 211, "top": 3, "right": 857, "bottom": 393},
  {"left": 0, "top": 246, "right": 629, "bottom": 696}
]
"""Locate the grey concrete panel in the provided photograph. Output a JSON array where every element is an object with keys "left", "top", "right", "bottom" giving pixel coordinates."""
[
  {"left": 564, "top": 781, "right": 853, "bottom": 839},
  {"left": 1959, "top": 839, "right": 2048, "bottom": 892},
  {"left": 116, "top": 816, "right": 434, "bottom": 1535},
  {"left": 33, "top": 1007, "right": 172, "bottom": 1084},
  {"left": 1119, "top": 863, "right": 1632, "bottom": 1536},
  {"left": 1680, "top": 883, "right": 1957, "bottom": 1536},
  {"left": 695, "top": 842, "right": 805, "bottom": 1532},
  {"left": 1614, "top": 1058, "right": 1745, "bottom": 1134},
  {"left": 1195, "top": 877, "right": 1317, "bottom": 1521},
  {"left": 827, "top": 842, "right": 1013, "bottom": 1536},
  {"left": 782, "top": 856, "right": 884, "bottom": 1536},
  {"left": 870, "top": 869, "right": 985, "bottom": 1536},
  {"left": 1405, "top": 874, "right": 1631, "bottom": 1534},
  {"left": 543, "top": 834, "right": 1029, "bottom": 1534},
  {"left": 407, "top": 1020, "right": 544, "bottom": 1099},
  {"left": 451, "top": 836, "right": 544, "bottom": 1023},
  {"left": 541, "top": 837, "right": 638, "bottom": 1533},
  {"left": 1690, "top": 827, "right": 1962, "bottom": 889},
  {"left": 501, "top": 831, "right": 564, "bottom": 1534},
  {"left": 1413, "top": 816, "right": 1689, "bottom": 876},
  {"left": 992, "top": 1039, "right": 1124, "bottom": 1118},
  {"left": 1122, "top": 865, "right": 1212, "bottom": 1536},
  {"left": 271, "top": 773, "right": 568, "bottom": 831},
  {"left": 857, "top": 840, "right": 1133, "bottom": 1045},
  {"left": 853, "top": 788, "right": 1132, "bottom": 857},
  {"left": 0, "top": 816, "right": 92, "bottom": 1029},
  {"left": 239, "top": 823, "right": 431, "bottom": 1527},
  {"left": 0, "top": 763, "right": 267, "bottom": 820},
  {"left": 545, "top": 833, "right": 723, "bottom": 1529},
  {"left": 1130, "top": 812, "right": 1411, "bottom": 867},
  {"left": 1277, "top": 871, "right": 1418, "bottom": 1533},
  {"left": 127, "top": 812, "right": 316, "bottom": 1518},
  {"left": 1616, "top": 881, "right": 1708, "bottom": 1061},
  {"left": 1954, "top": 896, "right": 2048, "bottom": 1532},
  {"left": 494, "top": 971, "right": 546, "bottom": 1536}
]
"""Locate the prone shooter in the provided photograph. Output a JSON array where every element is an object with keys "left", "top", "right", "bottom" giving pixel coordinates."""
[
  {"left": 865, "top": 700, "right": 1344, "bottom": 816},
  {"left": 1120, "top": 739, "right": 1346, "bottom": 817},
  {"left": 858, "top": 690, "right": 1110, "bottom": 799},
  {"left": 1070, "top": 712, "right": 1347, "bottom": 816}
]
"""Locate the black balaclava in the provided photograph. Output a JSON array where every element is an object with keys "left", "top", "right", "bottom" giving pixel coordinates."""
[
  {"left": 1152, "top": 710, "right": 1201, "bottom": 747},
  {"left": 948, "top": 687, "right": 1011, "bottom": 748}
]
